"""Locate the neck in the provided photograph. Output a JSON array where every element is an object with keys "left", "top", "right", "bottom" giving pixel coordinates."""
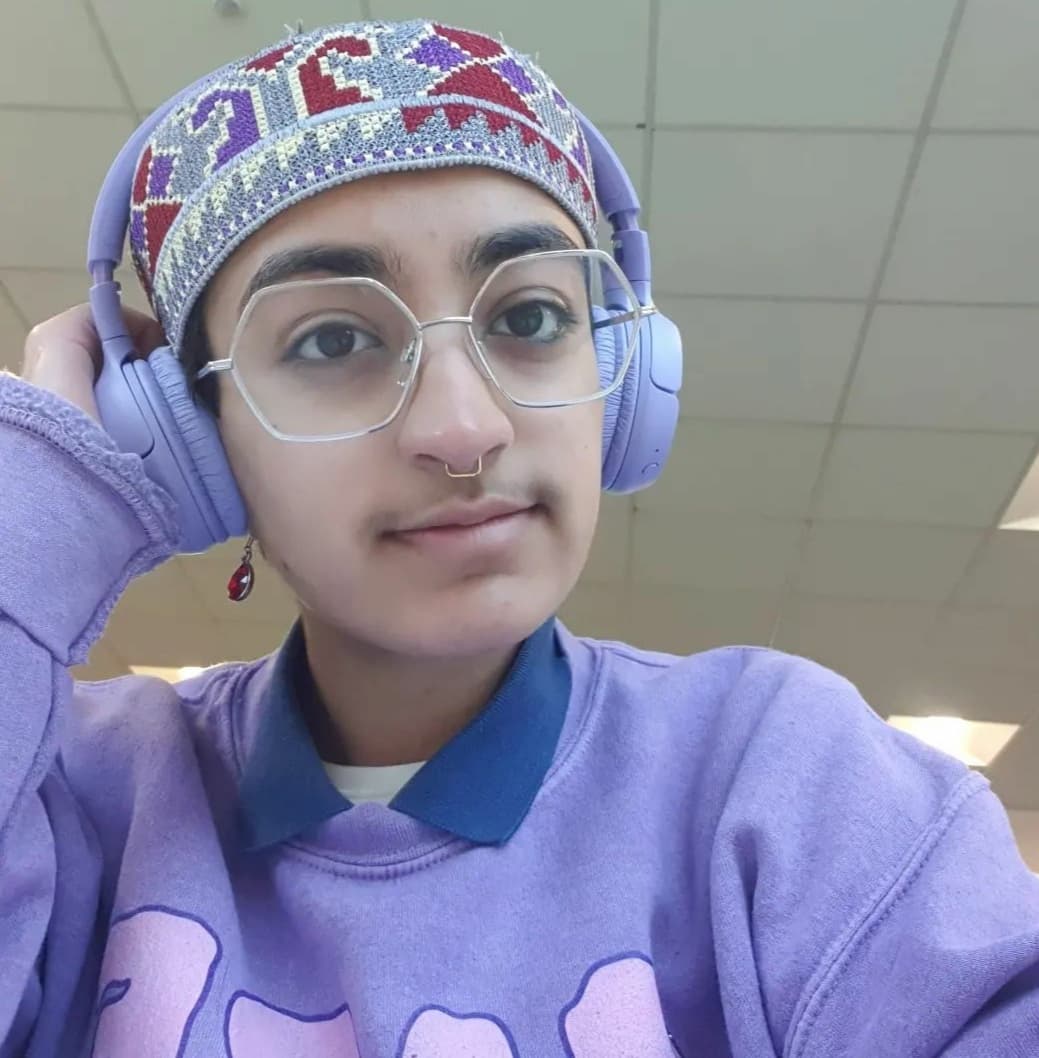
[{"left": 298, "top": 615, "right": 519, "bottom": 767}]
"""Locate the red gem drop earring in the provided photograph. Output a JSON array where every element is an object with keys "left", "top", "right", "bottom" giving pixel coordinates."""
[{"left": 228, "top": 535, "right": 255, "bottom": 602}]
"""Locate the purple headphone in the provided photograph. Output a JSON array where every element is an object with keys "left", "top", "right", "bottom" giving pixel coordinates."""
[{"left": 87, "top": 88, "right": 681, "bottom": 554}]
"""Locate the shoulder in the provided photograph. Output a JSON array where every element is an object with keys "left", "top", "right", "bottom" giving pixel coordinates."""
[
  {"left": 570, "top": 629, "right": 975, "bottom": 816},
  {"left": 61, "top": 659, "right": 266, "bottom": 802}
]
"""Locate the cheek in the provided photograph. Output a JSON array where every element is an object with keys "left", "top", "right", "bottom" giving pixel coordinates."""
[
  {"left": 217, "top": 400, "right": 359, "bottom": 548},
  {"left": 528, "top": 402, "right": 602, "bottom": 533}
]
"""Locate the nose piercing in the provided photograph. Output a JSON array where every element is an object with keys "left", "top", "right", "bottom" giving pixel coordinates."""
[{"left": 444, "top": 456, "right": 483, "bottom": 479}]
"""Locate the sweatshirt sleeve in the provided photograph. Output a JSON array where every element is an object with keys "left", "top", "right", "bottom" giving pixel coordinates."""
[
  {"left": 0, "top": 373, "right": 179, "bottom": 1054},
  {"left": 709, "top": 649, "right": 1039, "bottom": 1058}
]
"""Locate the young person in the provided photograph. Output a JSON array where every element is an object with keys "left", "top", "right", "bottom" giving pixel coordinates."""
[{"left": 3, "top": 20, "right": 1037, "bottom": 1057}]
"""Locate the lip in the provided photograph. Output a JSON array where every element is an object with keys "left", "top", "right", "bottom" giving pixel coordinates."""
[
  {"left": 390, "top": 500, "right": 538, "bottom": 561},
  {"left": 398, "top": 498, "right": 533, "bottom": 533}
]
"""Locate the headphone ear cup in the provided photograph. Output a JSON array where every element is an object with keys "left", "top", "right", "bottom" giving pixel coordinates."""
[
  {"left": 147, "top": 348, "right": 248, "bottom": 548},
  {"left": 598, "top": 309, "right": 682, "bottom": 494},
  {"left": 593, "top": 305, "right": 635, "bottom": 475}
]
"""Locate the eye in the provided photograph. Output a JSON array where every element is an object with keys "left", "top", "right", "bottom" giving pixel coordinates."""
[
  {"left": 286, "top": 321, "right": 382, "bottom": 362},
  {"left": 488, "top": 300, "right": 577, "bottom": 343}
]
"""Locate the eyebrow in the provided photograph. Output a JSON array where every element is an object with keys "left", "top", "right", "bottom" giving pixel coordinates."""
[
  {"left": 461, "top": 223, "right": 582, "bottom": 276},
  {"left": 238, "top": 223, "right": 583, "bottom": 314},
  {"left": 238, "top": 244, "right": 401, "bottom": 314}
]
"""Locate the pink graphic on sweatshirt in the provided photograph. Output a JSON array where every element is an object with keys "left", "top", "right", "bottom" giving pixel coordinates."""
[
  {"left": 560, "top": 954, "right": 675, "bottom": 1057},
  {"left": 89, "top": 906, "right": 673, "bottom": 1055},
  {"left": 225, "top": 993, "right": 360, "bottom": 1057},
  {"left": 91, "top": 906, "right": 219, "bottom": 1058},
  {"left": 397, "top": 1006, "right": 519, "bottom": 1057}
]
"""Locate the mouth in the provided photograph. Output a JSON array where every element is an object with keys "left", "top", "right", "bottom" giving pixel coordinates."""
[{"left": 389, "top": 501, "right": 541, "bottom": 560}]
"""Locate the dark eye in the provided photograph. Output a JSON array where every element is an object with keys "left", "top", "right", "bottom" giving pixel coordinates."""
[
  {"left": 288, "top": 321, "right": 382, "bottom": 362},
  {"left": 490, "top": 301, "right": 575, "bottom": 343}
]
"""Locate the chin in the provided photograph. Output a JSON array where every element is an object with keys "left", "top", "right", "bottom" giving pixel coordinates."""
[{"left": 323, "top": 571, "right": 567, "bottom": 659}]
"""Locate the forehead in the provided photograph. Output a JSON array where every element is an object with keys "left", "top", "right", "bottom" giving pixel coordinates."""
[{"left": 210, "top": 167, "right": 586, "bottom": 301}]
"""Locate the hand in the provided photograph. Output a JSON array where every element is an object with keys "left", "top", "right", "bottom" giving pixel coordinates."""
[{"left": 19, "top": 304, "right": 165, "bottom": 424}]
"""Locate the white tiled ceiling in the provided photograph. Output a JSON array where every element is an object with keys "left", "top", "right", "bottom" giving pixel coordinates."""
[
  {"left": 655, "top": 0, "right": 958, "bottom": 128},
  {"left": 650, "top": 131, "right": 912, "bottom": 297},
  {"left": 637, "top": 421, "right": 830, "bottom": 518},
  {"left": 0, "top": 111, "right": 136, "bottom": 269},
  {"left": 814, "top": 428, "right": 1035, "bottom": 526},
  {"left": 3, "top": 0, "right": 1039, "bottom": 817},
  {"left": 664, "top": 298, "right": 864, "bottom": 423},
  {"left": 843, "top": 306, "right": 1039, "bottom": 432},
  {"left": 932, "top": 0, "right": 1039, "bottom": 130},
  {"left": 794, "top": 522, "right": 982, "bottom": 602},
  {"left": 882, "top": 136, "right": 1039, "bottom": 302}
]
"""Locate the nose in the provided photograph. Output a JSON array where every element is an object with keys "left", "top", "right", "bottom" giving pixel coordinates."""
[{"left": 395, "top": 320, "right": 515, "bottom": 474}]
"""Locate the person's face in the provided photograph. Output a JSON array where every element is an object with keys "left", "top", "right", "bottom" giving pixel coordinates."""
[{"left": 203, "top": 167, "right": 603, "bottom": 657}]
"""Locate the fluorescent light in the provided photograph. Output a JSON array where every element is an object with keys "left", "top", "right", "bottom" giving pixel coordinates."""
[
  {"left": 130, "top": 666, "right": 208, "bottom": 683},
  {"left": 887, "top": 715, "right": 1020, "bottom": 768},
  {"left": 1000, "top": 454, "right": 1039, "bottom": 530}
]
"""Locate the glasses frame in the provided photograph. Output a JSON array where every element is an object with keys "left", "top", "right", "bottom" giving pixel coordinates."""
[{"left": 195, "top": 248, "right": 657, "bottom": 444}]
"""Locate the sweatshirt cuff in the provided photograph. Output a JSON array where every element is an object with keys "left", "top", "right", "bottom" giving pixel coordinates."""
[{"left": 0, "top": 372, "right": 181, "bottom": 664}]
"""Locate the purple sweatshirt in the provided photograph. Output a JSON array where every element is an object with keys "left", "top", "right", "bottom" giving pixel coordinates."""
[{"left": 2, "top": 371, "right": 1039, "bottom": 1058}]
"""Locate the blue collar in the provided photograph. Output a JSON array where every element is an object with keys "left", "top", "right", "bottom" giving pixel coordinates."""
[{"left": 238, "top": 619, "right": 571, "bottom": 851}]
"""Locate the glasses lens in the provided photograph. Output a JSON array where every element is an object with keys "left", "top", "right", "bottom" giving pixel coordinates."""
[
  {"left": 231, "top": 279, "right": 418, "bottom": 437},
  {"left": 471, "top": 250, "right": 640, "bottom": 405}
]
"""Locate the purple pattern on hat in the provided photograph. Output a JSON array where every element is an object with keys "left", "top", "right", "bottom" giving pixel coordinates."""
[
  {"left": 497, "top": 58, "right": 537, "bottom": 96},
  {"left": 147, "top": 154, "right": 176, "bottom": 199},
  {"left": 191, "top": 89, "right": 262, "bottom": 172},
  {"left": 407, "top": 35, "right": 470, "bottom": 72},
  {"left": 129, "top": 211, "right": 146, "bottom": 253}
]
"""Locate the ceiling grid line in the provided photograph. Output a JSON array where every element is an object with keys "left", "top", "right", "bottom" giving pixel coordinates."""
[
  {"left": 80, "top": 0, "right": 145, "bottom": 123},
  {"left": 615, "top": 0, "right": 664, "bottom": 622},
  {"left": 944, "top": 433, "right": 1039, "bottom": 608},
  {"left": 766, "top": 0, "right": 972, "bottom": 647}
]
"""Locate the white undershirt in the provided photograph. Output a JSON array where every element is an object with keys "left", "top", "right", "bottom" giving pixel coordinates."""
[{"left": 322, "top": 759, "right": 426, "bottom": 805}]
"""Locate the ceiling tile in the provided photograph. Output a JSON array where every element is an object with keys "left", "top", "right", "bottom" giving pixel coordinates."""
[
  {"left": 91, "top": 1, "right": 366, "bottom": 112},
  {"left": 559, "top": 582, "right": 630, "bottom": 642},
  {"left": 0, "top": 269, "right": 151, "bottom": 331},
  {"left": 773, "top": 596, "right": 940, "bottom": 671},
  {"left": 656, "top": 0, "right": 955, "bottom": 128},
  {"left": 884, "top": 661, "right": 1039, "bottom": 727},
  {"left": 583, "top": 494, "right": 632, "bottom": 585},
  {"left": 845, "top": 305, "right": 1039, "bottom": 431},
  {"left": 650, "top": 131, "right": 911, "bottom": 298},
  {"left": 371, "top": 0, "right": 650, "bottom": 125},
  {"left": 882, "top": 135, "right": 1039, "bottom": 302},
  {"left": 795, "top": 521, "right": 982, "bottom": 601},
  {"left": 662, "top": 297, "right": 862, "bottom": 423},
  {"left": 815, "top": 428, "right": 1035, "bottom": 527},
  {"left": 956, "top": 531, "right": 1039, "bottom": 608},
  {"left": 626, "top": 587, "right": 780, "bottom": 656},
  {"left": 637, "top": 420, "right": 830, "bottom": 519},
  {"left": 0, "top": 111, "right": 136, "bottom": 270},
  {"left": 0, "top": 289, "right": 27, "bottom": 373},
  {"left": 934, "top": 0, "right": 1039, "bottom": 130},
  {"left": 0, "top": 1, "right": 124, "bottom": 108},
  {"left": 632, "top": 510, "right": 805, "bottom": 591},
  {"left": 927, "top": 605, "right": 1039, "bottom": 671}
]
